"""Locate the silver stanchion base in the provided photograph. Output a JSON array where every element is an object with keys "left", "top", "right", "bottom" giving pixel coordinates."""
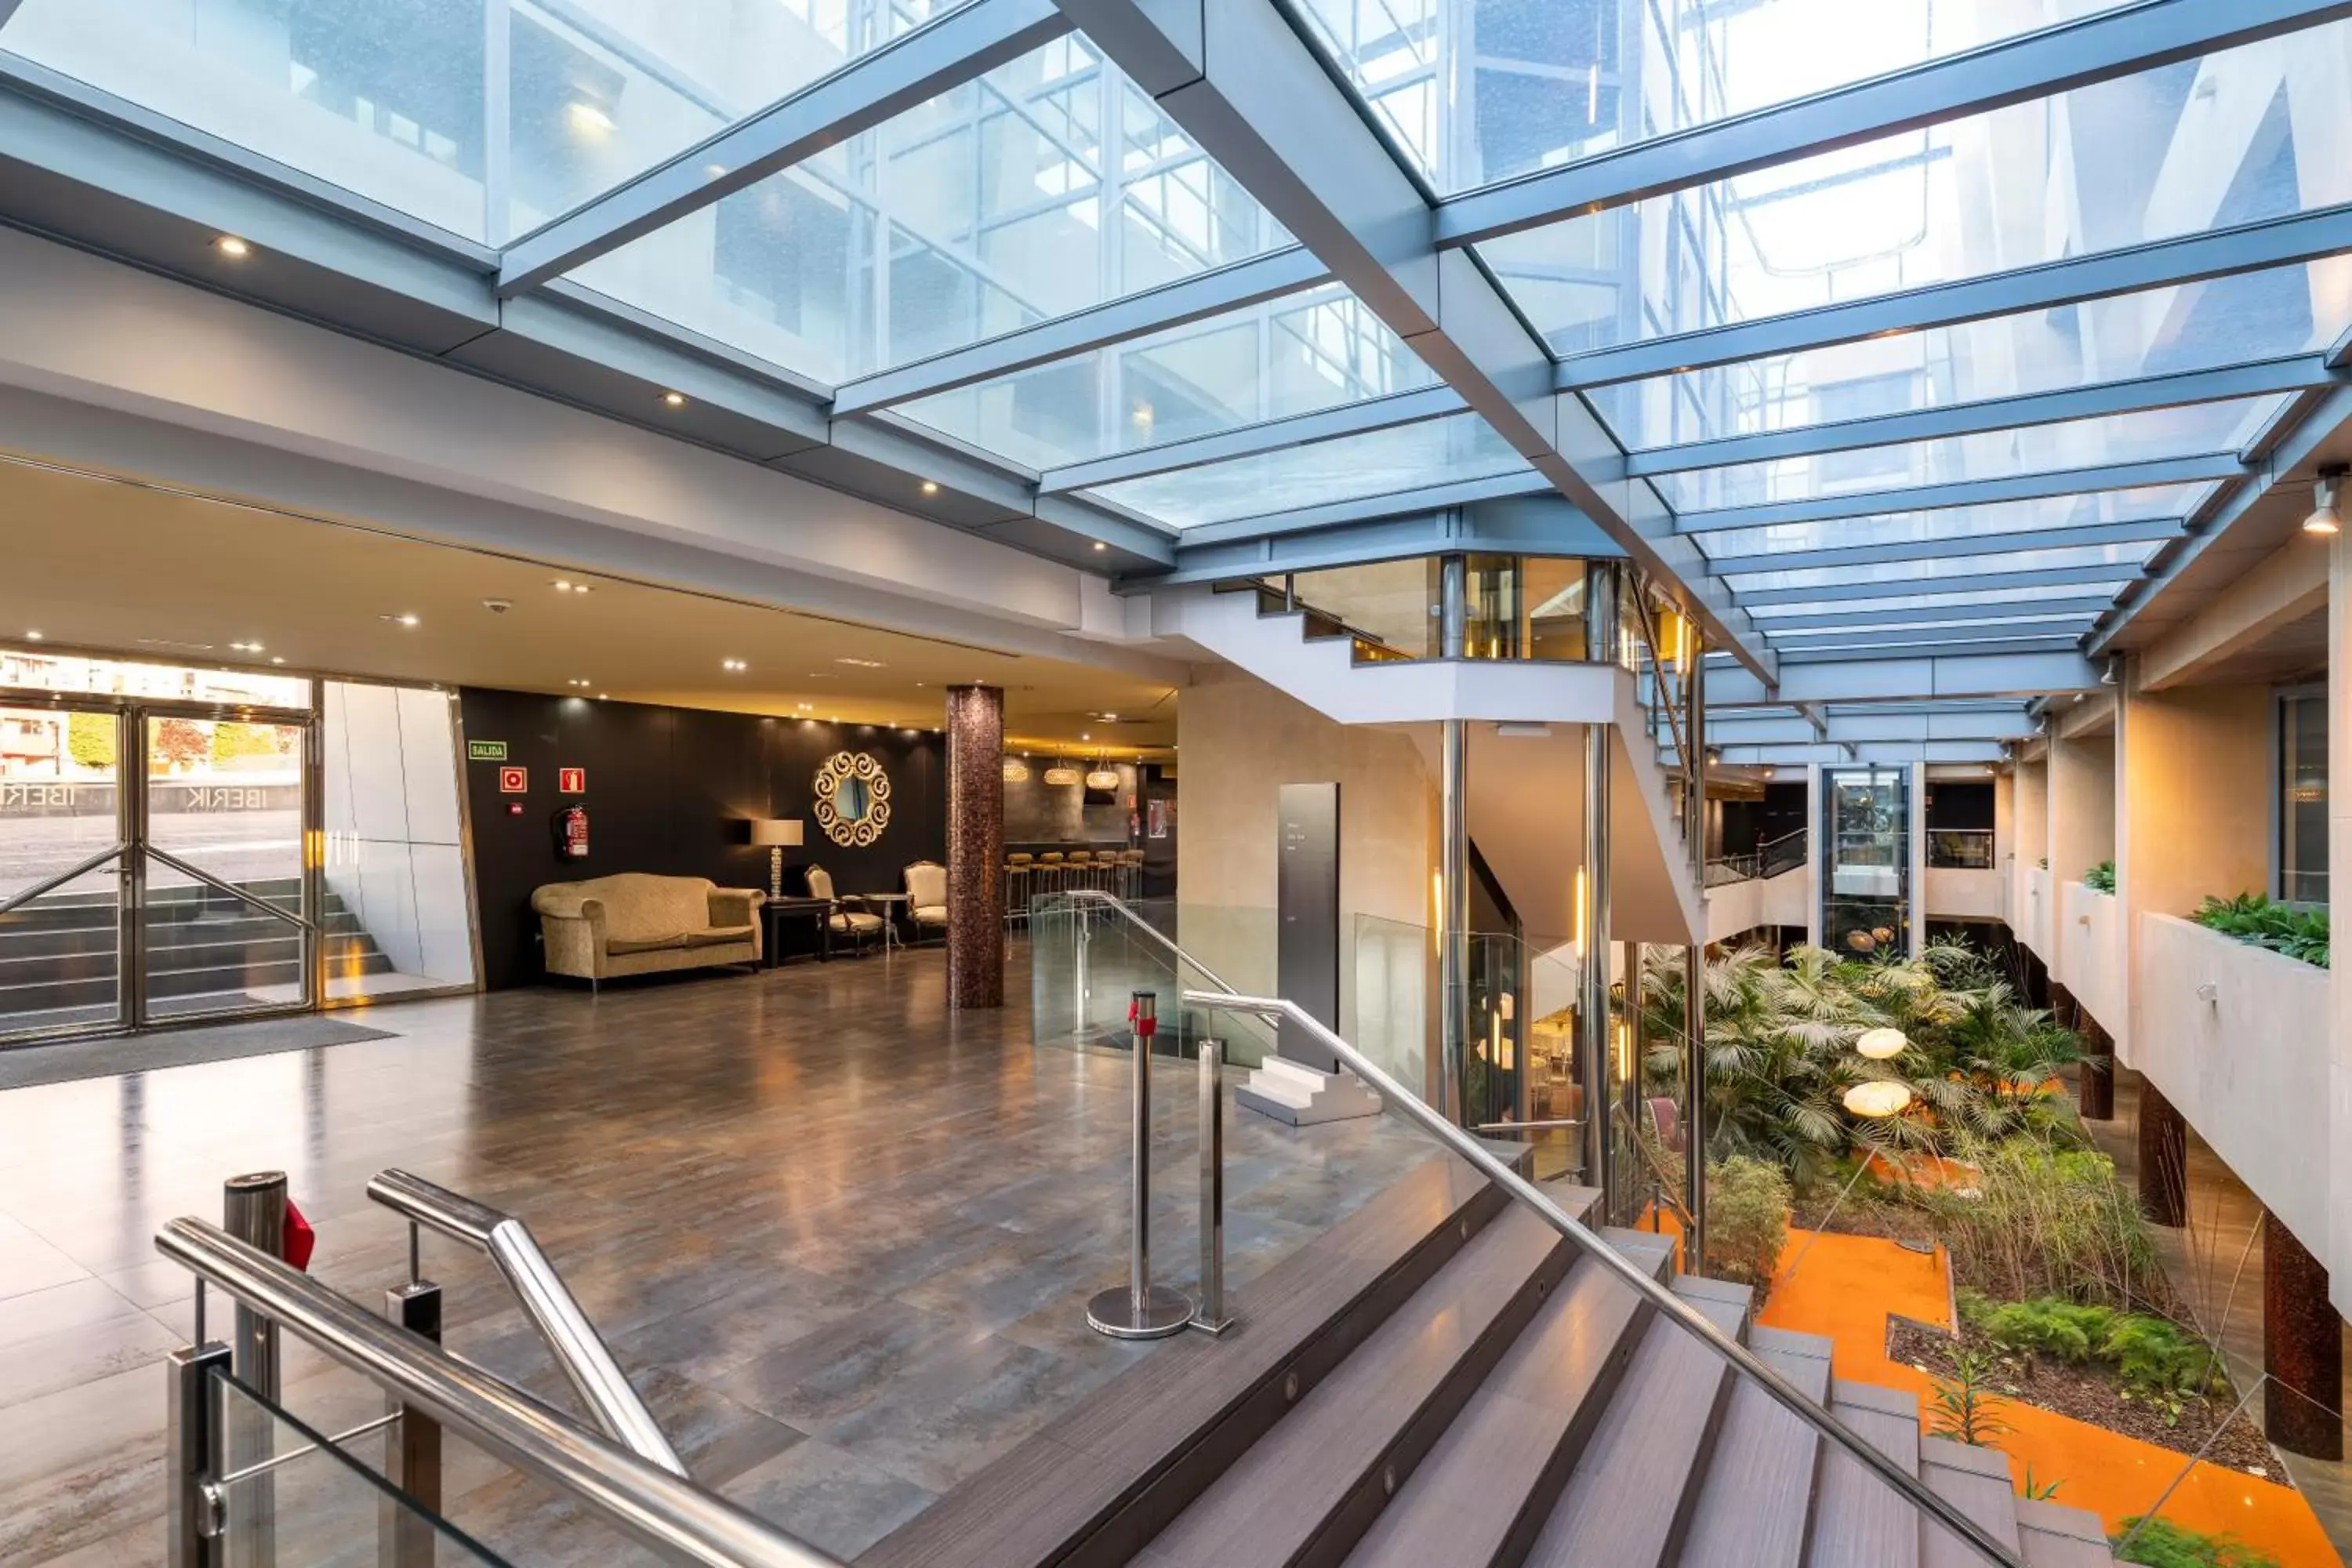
[{"left": 1087, "top": 1283, "right": 1195, "bottom": 1341}]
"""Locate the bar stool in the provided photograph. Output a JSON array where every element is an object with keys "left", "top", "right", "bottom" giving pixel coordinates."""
[
  {"left": 1066, "top": 850, "right": 1094, "bottom": 894},
  {"left": 1036, "top": 851, "right": 1065, "bottom": 897},
  {"left": 1004, "top": 853, "right": 1033, "bottom": 927},
  {"left": 1121, "top": 848, "right": 1145, "bottom": 898}
]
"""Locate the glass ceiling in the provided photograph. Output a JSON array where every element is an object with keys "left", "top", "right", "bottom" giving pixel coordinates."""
[{"left": 2, "top": 0, "right": 2342, "bottom": 670}]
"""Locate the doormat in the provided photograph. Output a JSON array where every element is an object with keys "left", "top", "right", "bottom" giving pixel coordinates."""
[{"left": 0, "top": 1014, "right": 397, "bottom": 1091}]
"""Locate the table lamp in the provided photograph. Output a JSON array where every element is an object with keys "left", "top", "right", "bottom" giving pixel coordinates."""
[{"left": 750, "top": 818, "right": 803, "bottom": 898}]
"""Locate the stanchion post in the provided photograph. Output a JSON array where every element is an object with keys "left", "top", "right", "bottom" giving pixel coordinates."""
[
  {"left": 223, "top": 1172, "right": 285, "bottom": 1568},
  {"left": 1086, "top": 993, "right": 1193, "bottom": 1339},
  {"left": 380, "top": 1258, "right": 443, "bottom": 1568},
  {"left": 1192, "top": 1038, "right": 1232, "bottom": 1334},
  {"left": 167, "top": 1341, "right": 231, "bottom": 1568}
]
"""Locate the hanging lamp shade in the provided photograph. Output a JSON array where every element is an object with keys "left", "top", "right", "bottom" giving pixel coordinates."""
[
  {"left": 1842, "top": 1080, "right": 1914, "bottom": 1119},
  {"left": 1855, "top": 1027, "right": 1907, "bottom": 1061}
]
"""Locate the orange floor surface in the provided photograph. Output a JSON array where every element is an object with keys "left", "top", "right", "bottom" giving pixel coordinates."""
[{"left": 1754, "top": 1226, "right": 2343, "bottom": 1568}]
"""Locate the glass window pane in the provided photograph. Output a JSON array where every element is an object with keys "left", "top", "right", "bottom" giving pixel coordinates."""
[
  {"left": 902, "top": 285, "right": 1434, "bottom": 468},
  {"left": 2279, "top": 689, "right": 2328, "bottom": 904},
  {"left": 1750, "top": 582, "right": 2126, "bottom": 620},
  {"left": 1484, "top": 23, "right": 2350, "bottom": 350},
  {"left": 1083, "top": 412, "right": 1528, "bottom": 529},
  {"left": 1692, "top": 485, "right": 2201, "bottom": 562},
  {"left": 1289, "top": 0, "right": 2134, "bottom": 194},
  {"left": 1, "top": 0, "right": 974, "bottom": 243},
  {"left": 1657, "top": 399, "right": 2278, "bottom": 514},
  {"left": 569, "top": 36, "right": 1288, "bottom": 384},
  {"left": 322, "top": 683, "right": 478, "bottom": 997},
  {"left": 1726, "top": 541, "right": 2157, "bottom": 595},
  {"left": 0, "top": 647, "right": 311, "bottom": 708}
]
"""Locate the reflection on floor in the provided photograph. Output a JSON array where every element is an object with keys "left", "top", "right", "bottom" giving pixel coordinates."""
[
  {"left": 2088, "top": 1068, "right": 2352, "bottom": 1566},
  {"left": 0, "top": 944, "right": 1438, "bottom": 1566}
]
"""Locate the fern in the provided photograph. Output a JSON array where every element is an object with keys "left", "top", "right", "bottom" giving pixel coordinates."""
[
  {"left": 2084, "top": 859, "right": 2116, "bottom": 894},
  {"left": 2190, "top": 894, "right": 2328, "bottom": 970}
]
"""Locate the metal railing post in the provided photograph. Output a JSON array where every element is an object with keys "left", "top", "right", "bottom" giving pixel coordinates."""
[
  {"left": 381, "top": 1245, "right": 442, "bottom": 1568},
  {"left": 1087, "top": 993, "right": 1193, "bottom": 1340},
  {"left": 1073, "top": 906, "right": 1091, "bottom": 1044},
  {"left": 1193, "top": 1038, "right": 1232, "bottom": 1334},
  {"left": 168, "top": 1341, "right": 231, "bottom": 1568},
  {"left": 1684, "top": 941, "right": 1707, "bottom": 1276},
  {"left": 223, "top": 1172, "right": 285, "bottom": 1568}
]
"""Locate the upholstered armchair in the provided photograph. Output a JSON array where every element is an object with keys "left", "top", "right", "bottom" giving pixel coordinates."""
[
  {"left": 531, "top": 873, "right": 762, "bottom": 989},
  {"left": 804, "top": 865, "right": 885, "bottom": 956},
  {"left": 904, "top": 860, "right": 947, "bottom": 943}
]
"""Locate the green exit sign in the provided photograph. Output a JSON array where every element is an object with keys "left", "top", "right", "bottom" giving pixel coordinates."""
[{"left": 467, "top": 740, "right": 508, "bottom": 762}]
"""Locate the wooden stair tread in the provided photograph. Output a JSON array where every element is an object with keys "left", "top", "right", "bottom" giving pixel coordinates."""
[
  {"left": 1919, "top": 1436, "right": 2024, "bottom": 1568},
  {"left": 1675, "top": 1325, "right": 1835, "bottom": 1568},
  {"left": 1805, "top": 1381, "right": 1924, "bottom": 1568},
  {"left": 1143, "top": 1203, "right": 1571, "bottom": 1568},
  {"left": 1341, "top": 1232, "right": 1675, "bottom": 1568},
  {"left": 2015, "top": 1497, "right": 2118, "bottom": 1568},
  {"left": 855, "top": 1154, "right": 1501, "bottom": 1568},
  {"left": 1521, "top": 1285, "right": 1750, "bottom": 1568}
]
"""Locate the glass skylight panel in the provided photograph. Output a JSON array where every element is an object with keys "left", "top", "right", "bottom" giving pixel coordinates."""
[
  {"left": 1483, "top": 21, "right": 2346, "bottom": 355},
  {"left": 1726, "top": 542, "right": 2158, "bottom": 596},
  {"left": 1286, "top": 0, "right": 2132, "bottom": 194},
  {"left": 568, "top": 34, "right": 1288, "bottom": 386},
  {"left": 1769, "top": 612, "right": 2095, "bottom": 640},
  {"left": 1595, "top": 261, "right": 2349, "bottom": 452},
  {"left": 1749, "top": 582, "right": 2131, "bottom": 621},
  {"left": 899, "top": 285, "right": 1434, "bottom": 470},
  {"left": 1657, "top": 400, "right": 2276, "bottom": 514},
  {"left": 1690, "top": 485, "right": 2201, "bottom": 564},
  {"left": 1083, "top": 412, "right": 1527, "bottom": 530},
  {"left": 0, "top": 0, "right": 972, "bottom": 243}
]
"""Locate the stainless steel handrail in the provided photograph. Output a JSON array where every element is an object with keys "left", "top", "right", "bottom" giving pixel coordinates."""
[
  {"left": 1184, "top": 989, "right": 2025, "bottom": 1568},
  {"left": 157, "top": 1218, "right": 844, "bottom": 1568},
  {"left": 0, "top": 840, "right": 127, "bottom": 919},
  {"left": 1054, "top": 889, "right": 1243, "bottom": 998},
  {"left": 367, "top": 1169, "right": 684, "bottom": 1477},
  {"left": 147, "top": 844, "right": 320, "bottom": 934}
]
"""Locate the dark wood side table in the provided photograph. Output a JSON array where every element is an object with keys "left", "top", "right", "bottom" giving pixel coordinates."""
[{"left": 761, "top": 896, "right": 833, "bottom": 967}]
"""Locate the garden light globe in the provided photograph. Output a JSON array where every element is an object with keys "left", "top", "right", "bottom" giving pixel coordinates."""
[
  {"left": 1855, "top": 1027, "right": 1907, "bottom": 1061},
  {"left": 1842, "top": 1080, "right": 1914, "bottom": 1118}
]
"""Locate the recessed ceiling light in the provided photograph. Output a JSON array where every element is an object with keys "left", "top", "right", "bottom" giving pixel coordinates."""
[
  {"left": 1081, "top": 732, "right": 1091, "bottom": 741},
  {"left": 797, "top": 702, "right": 814, "bottom": 710},
  {"left": 270, "top": 657, "right": 286, "bottom": 666},
  {"left": 920, "top": 481, "right": 939, "bottom": 495},
  {"left": 230, "top": 641, "right": 264, "bottom": 654},
  {"left": 597, "top": 691, "right": 609, "bottom": 699},
  {"left": 835, "top": 656, "right": 885, "bottom": 668},
  {"left": 550, "top": 579, "right": 594, "bottom": 593},
  {"left": 24, "top": 630, "right": 43, "bottom": 641},
  {"left": 661, "top": 390, "right": 687, "bottom": 408},
  {"left": 381, "top": 613, "right": 420, "bottom": 627},
  {"left": 567, "top": 101, "right": 615, "bottom": 134},
  {"left": 568, "top": 679, "right": 592, "bottom": 688},
  {"left": 215, "top": 235, "right": 250, "bottom": 259},
  {"left": 722, "top": 658, "right": 747, "bottom": 672}
]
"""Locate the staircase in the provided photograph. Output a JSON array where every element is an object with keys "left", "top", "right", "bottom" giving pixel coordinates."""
[
  {"left": 0, "top": 879, "right": 393, "bottom": 1032},
  {"left": 863, "top": 1159, "right": 2120, "bottom": 1568}
]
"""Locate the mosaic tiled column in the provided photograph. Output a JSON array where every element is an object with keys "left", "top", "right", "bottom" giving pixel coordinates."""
[
  {"left": 2137, "top": 1077, "right": 2187, "bottom": 1228},
  {"left": 2265, "top": 1210, "right": 2343, "bottom": 1458},
  {"left": 946, "top": 684, "right": 1005, "bottom": 1010}
]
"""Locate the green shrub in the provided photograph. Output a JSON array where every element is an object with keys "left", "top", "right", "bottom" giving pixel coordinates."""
[
  {"left": 1969, "top": 1295, "right": 2115, "bottom": 1366},
  {"left": 2112, "top": 1518, "right": 2283, "bottom": 1567},
  {"left": 2190, "top": 894, "right": 2328, "bottom": 969},
  {"left": 1929, "top": 1142, "right": 2161, "bottom": 1311},
  {"left": 2084, "top": 859, "right": 2116, "bottom": 894},
  {"left": 1964, "top": 1292, "right": 2223, "bottom": 1404},
  {"left": 2103, "top": 1314, "right": 2223, "bottom": 1400},
  {"left": 1705, "top": 1156, "right": 1791, "bottom": 1293}
]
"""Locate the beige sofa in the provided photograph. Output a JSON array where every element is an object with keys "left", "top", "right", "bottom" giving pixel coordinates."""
[{"left": 531, "top": 874, "right": 761, "bottom": 989}]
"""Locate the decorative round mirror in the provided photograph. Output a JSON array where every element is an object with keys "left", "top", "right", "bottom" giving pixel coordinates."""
[{"left": 813, "top": 751, "right": 891, "bottom": 847}]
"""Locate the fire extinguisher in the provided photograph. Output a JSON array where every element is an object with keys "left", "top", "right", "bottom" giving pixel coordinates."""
[{"left": 553, "top": 802, "right": 590, "bottom": 860}]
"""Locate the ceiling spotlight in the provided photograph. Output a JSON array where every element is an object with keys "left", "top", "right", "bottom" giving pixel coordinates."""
[
  {"left": 920, "top": 481, "right": 939, "bottom": 496},
  {"left": 1081, "top": 731, "right": 1091, "bottom": 741},
  {"left": 568, "top": 678, "right": 592, "bottom": 688},
  {"left": 270, "top": 657, "right": 286, "bottom": 666},
  {"left": 2304, "top": 466, "right": 2344, "bottom": 536},
  {"left": 722, "top": 658, "right": 747, "bottom": 673},
  {"left": 662, "top": 390, "right": 688, "bottom": 408},
  {"left": 550, "top": 579, "right": 594, "bottom": 593},
  {"left": 381, "top": 613, "right": 420, "bottom": 627},
  {"left": 215, "top": 235, "right": 250, "bottom": 259},
  {"left": 1092, "top": 540, "right": 1108, "bottom": 552},
  {"left": 24, "top": 630, "right": 43, "bottom": 641},
  {"left": 230, "top": 641, "right": 265, "bottom": 654}
]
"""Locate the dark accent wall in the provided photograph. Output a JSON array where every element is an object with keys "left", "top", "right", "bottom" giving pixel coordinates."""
[
  {"left": 459, "top": 688, "right": 944, "bottom": 989},
  {"left": 1003, "top": 759, "right": 1139, "bottom": 846},
  {"left": 1925, "top": 780, "right": 1995, "bottom": 831}
]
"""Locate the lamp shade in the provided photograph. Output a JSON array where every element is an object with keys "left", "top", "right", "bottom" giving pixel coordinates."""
[
  {"left": 1854, "top": 1027, "right": 1907, "bottom": 1061},
  {"left": 750, "top": 818, "right": 804, "bottom": 848},
  {"left": 1842, "top": 1080, "right": 1914, "bottom": 1119}
]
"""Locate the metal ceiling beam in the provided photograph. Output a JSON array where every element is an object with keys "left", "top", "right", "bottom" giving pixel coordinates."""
[
  {"left": 1769, "top": 619, "right": 2096, "bottom": 649},
  {"left": 1703, "top": 517, "right": 2182, "bottom": 576},
  {"left": 1052, "top": 0, "right": 1780, "bottom": 685},
  {"left": 1434, "top": 0, "right": 2352, "bottom": 249},
  {"left": 1708, "top": 649, "right": 2103, "bottom": 706},
  {"left": 2089, "top": 383, "right": 2352, "bottom": 654},
  {"left": 1754, "top": 593, "right": 2122, "bottom": 631},
  {"left": 1777, "top": 635, "right": 2084, "bottom": 662},
  {"left": 497, "top": 0, "right": 1072, "bottom": 294},
  {"left": 1039, "top": 385, "right": 1466, "bottom": 494},
  {"left": 1706, "top": 710, "right": 2034, "bottom": 745},
  {"left": 1733, "top": 563, "right": 2141, "bottom": 607},
  {"left": 1555, "top": 206, "right": 2352, "bottom": 390},
  {"left": 829, "top": 246, "right": 1330, "bottom": 415},
  {"left": 1705, "top": 741, "right": 2009, "bottom": 766},
  {"left": 1622, "top": 356, "right": 2336, "bottom": 478},
  {"left": 1674, "top": 454, "right": 2240, "bottom": 534}
]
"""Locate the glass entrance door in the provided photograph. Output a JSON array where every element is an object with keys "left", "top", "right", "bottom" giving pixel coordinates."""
[
  {"left": 0, "top": 705, "right": 130, "bottom": 1039},
  {"left": 135, "top": 711, "right": 314, "bottom": 1023}
]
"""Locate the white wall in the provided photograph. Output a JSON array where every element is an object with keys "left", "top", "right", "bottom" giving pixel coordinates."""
[
  {"left": 2058, "top": 881, "right": 2126, "bottom": 1049},
  {"left": 1923, "top": 868, "right": 2002, "bottom": 921},
  {"left": 2136, "top": 915, "right": 2332, "bottom": 1273},
  {"left": 321, "top": 681, "right": 474, "bottom": 991}
]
